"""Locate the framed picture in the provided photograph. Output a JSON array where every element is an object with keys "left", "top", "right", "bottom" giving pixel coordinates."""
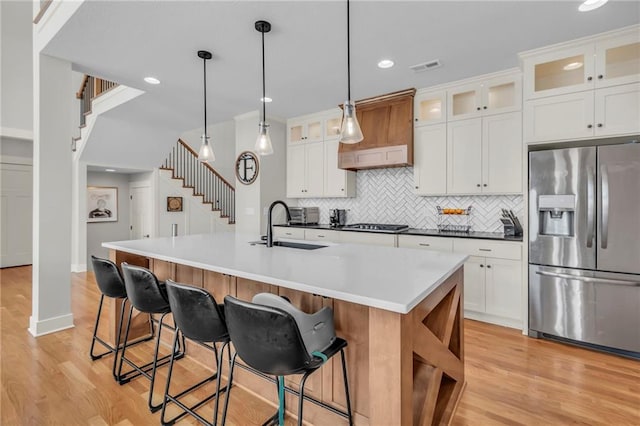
[
  {"left": 167, "top": 196, "right": 183, "bottom": 212},
  {"left": 87, "top": 186, "right": 118, "bottom": 223}
]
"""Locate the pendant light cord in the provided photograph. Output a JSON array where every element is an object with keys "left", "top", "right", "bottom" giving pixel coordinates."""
[
  {"left": 203, "top": 56, "right": 208, "bottom": 139},
  {"left": 262, "top": 30, "right": 266, "bottom": 123},
  {"left": 347, "top": 0, "right": 351, "bottom": 100}
]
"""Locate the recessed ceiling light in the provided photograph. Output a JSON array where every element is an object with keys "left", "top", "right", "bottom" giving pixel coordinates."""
[
  {"left": 105, "top": 168, "right": 116, "bottom": 172},
  {"left": 377, "top": 59, "right": 394, "bottom": 69},
  {"left": 144, "top": 76, "right": 160, "bottom": 85},
  {"left": 260, "top": 97, "right": 272, "bottom": 103},
  {"left": 563, "top": 62, "right": 584, "bottom": 71},
  {"left": 578, "top": 0, "right": 608, "bottom": 12}
]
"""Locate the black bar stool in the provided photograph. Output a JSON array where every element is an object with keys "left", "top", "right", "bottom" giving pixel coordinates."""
[
  {"left": 221, "top": 294, "right": 353, "bottom": 426},
  {"left": 160, "top": 280, "right": 231, "bottom": 426},
  {"left": 118, "top": 262, "right": 185, "bottom": 413},
  {"left": 89, "top": 255, "right": 153, "bottom": 379}
]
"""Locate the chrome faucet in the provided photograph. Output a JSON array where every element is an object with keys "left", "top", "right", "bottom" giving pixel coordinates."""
[{"left": 266, "top": 200, "right": 291, "bottom": 247}]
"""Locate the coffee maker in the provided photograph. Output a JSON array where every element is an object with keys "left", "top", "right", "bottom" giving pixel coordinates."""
[{"left": 329, "top": 209, "right": 347, "bottom": 227}]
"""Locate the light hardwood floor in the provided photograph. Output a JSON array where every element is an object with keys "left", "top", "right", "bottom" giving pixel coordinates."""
[{"left": 1, "top": 266, "right": 639, "bottom": 425}]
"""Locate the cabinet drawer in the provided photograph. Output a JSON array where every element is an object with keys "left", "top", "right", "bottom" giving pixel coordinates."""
[
  {"left": 339, "top": 231, "right": 396, "bottom": 247},
  {"left": 273, "top": 227, "right": 305, "bottom": 240},
  {"left": 453, "top": 239, "right": 521, "bottom": 260},
  {"left": 305, "top": 229, "right": 340, "bottom": 242},
  {"left": 397, "top": 235, "right": 453, "bottom": 252}
]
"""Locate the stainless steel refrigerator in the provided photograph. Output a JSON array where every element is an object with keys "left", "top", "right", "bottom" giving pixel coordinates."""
[{"left": 529, "top": 139, "right": 640, "bottom": 356}]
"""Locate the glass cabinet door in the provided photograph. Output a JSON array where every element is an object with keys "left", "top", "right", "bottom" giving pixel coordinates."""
[
  {"left": 414, "top": 91, "right": 446, "bottom": 125},
  {"left": 324, "top": 114, "right": 342, "bottom": 140},
  {"left": 524, "top": 45, "right": 595, "bottom": 99},
  {"left": 288, "top": 122, "right": 305, "bottom": 144},
  {"left": 448, "top": 84, "right": 481, "bottom": 121},
  {"left": 306, "top": 119, "right": 323, "bottom": 143},
  {"left": 482, "top": 75, "right": 522, "bottom": 116},
  {"left": 595, "top": 34, "right": 640, "bottom": 88}
]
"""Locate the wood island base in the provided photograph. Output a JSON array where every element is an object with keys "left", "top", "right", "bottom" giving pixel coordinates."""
[{"left": 108, "top": 249, "right": 465, "bottom": 425}]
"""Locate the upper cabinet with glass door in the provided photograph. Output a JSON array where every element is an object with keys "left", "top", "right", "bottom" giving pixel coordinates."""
[
  {"left": 287, "top": 116, "right": 323, "bottom": 144},
  {"left": 324, "top": 109, "right": 343, "bottom": 140},
  {"left": 414, "top": 90, "right": 446, "bottom": 126},
  {"left": 522, "top": 26, "right": 640, "bottom": 99},
  {"left": 447, "top": 73, "right": 522, "bottom": 121}
]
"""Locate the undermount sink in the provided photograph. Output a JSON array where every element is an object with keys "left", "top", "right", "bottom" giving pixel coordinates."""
[{"left": 250, "top": 240, "right": 327, "bottom": 250}]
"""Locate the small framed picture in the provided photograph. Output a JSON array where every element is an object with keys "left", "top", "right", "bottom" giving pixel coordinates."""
[
  {"left": 167, "top": 196, "right": 183, "bottom": 212},
  {"left": 87, "top": 186, "right": 118, "bottom": 223}
]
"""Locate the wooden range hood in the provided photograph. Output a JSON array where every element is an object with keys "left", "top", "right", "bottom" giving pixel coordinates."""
[{"left": 338, "top": 88, "right": 416, "bottom": 170}]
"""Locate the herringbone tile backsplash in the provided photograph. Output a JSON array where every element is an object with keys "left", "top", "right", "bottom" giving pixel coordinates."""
[{"left": 297, "top": 167, "right": 524, "bottom": 233}]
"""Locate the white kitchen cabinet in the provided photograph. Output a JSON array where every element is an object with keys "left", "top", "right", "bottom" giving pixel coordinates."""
[
  {"left": 273, "top": 226, "right": 305, "bottom": 240},
  {"left": 304, "top": 229, "right": 340, "bottom": 243},
  {"left": 286, "top": 142, "right": 324, "bottom": 198},
  {"left": 463, "top": 256, "right": 486, "bottom": 313},
  {"left": 324, "top": 139, "right": 356, "bottom": 197},
  {"left": 324, "top": 113, "right": 342, "bottom": 140},
  {"left": 414, "top": 90, "right": 446, "bottom": 126},
  {"left": 525, "top": 83, "right": 639, "bottom": 143},
  {"left": 288, "top": 116, "right": 323, "bottom": 144},
  {"left": 522, "top": 27, "right": 640, "bottom": 99},
  {"left": 485, "top": 258, "right": 522, "bottom": 321},
  {"left": 339, "top": 231, "right": 396, "bottom": 247},
  {"left": 397, "top": 234, "right": 453, "bottom": 252},
  {"left": 447, "top": 112, "right": 522, "bottom": 195},
  {"left": 413, "top": 124, "right": 447, "bottom": 195},
  {"left": 448, "top": 74, "right": 522, "bottom": 121}
]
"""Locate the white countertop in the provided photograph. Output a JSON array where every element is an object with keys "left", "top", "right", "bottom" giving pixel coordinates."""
[{"left": 103, "top": 232, "right": 468, "bottom": 314}]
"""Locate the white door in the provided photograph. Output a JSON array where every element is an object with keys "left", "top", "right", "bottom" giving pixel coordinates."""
[
  {"left": 447, "top": 118, "right": 482, "bottom": 194},
  {"left": 524, "top": 91, "right": 595, "bottom": 143},
  {"left": 130, "top": 185, "right": 151, "bottom": 239},
  {"left": 463, "top": 256, "right": 486, "bottom": 313},
  {"left": 484, "top": 258, "right": 522, "bottom": 321},
  {"left": 0, "top": 163, "right": 33, "bottom": 267},
  {"left": 594, "top": 83, "right": 640, "bottom": 137},
  {"left": 286, "top": 144, "right": 306, "bottom": 198},
  {"left": 414, "top": 124, "right": 447, "bottom": 195},
  {"left": 305, "top": 142, "right": 324, "bottom": 197},
  {"left": 324, "top": 139, "right": 346, "bottom": 197},
  {"left": 482, "top": 112, "right": 522, "bottom": 194}
]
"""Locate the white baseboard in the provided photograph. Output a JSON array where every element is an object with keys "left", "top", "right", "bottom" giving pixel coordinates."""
[
  {"left": 464, "top": 311, "right": 522, "bottom": 330},
  {"left": 28, "top": 313, "right": 74, "bottom": 337},
  {"left": 71, "top": 263, "right": 87, "bottom": 273}
]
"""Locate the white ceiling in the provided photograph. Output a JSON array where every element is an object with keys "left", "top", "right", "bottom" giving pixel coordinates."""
[{"left": 43, "top": 1, "right": 639, "bottom": 169}]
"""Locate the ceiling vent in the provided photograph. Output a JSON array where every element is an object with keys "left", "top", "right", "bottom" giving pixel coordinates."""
[{"left": 409, "top": 59, "right": 442, "bottom": 73}]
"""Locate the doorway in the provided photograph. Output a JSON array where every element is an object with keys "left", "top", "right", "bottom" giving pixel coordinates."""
[{"left": 129, "top": 184, "right": 151, "bottom": 239}]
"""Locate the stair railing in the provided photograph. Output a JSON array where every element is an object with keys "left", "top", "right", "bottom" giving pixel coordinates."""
[
  {"left": 76, "top": 75, "right": 119, "bottom": 127},
  {"left": 161, "top": 139, "right": 235, "bottom": 223}
]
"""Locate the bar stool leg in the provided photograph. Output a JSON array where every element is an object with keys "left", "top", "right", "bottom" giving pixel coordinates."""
[
  {"left": 212, "top": 341, "right": 229, "bottom": 426},
  {"left": 220, "top": 352, "right": 238, "bottom": 426},
  {"left": 148, "top": 312, "right": 168, "bottom": 412},
  {"left": 340, "top": 349, "right": 353, "bottom": 426}
]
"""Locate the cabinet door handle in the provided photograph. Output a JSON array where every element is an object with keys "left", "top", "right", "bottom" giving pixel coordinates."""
[
  {"left": 480, "top": 264, "right": 484, "bottom": 268},
  {"left": 486, "top": 265, "right": 492, "bottom": 269},
  {"left": 587, "top": 76, "right": 593, "bottom": 81},
  {"left": 317, "top": 235, "right": 325, "bottom": 238},
  {"left": 476, "top": 107, "right": 481, "bottom": 111},
  {"left": 419, "top": 243, "right": 430, "bottom": 247},
  {"left": 415, "top": 118, "right": 418, "bottom": 121},
  {"left": 415, "top": 186, "right": 419, "bottom": 189},
  {"left": 597, "top": 123, "right": 603, "bottom": 128},
  {"left": 598, "top": 75, "right": 603, "bottom": 79},
  {"left": 483, "top": 106, "right": 487, "bottom": 110},
  {"left": 479, "top": 248, "right": 492, "bottom": 252},
  {"left": 483, "top": 183, "right": 488, "bottom": 187},
  {"left": 285, "top": 232, "right": 292, "bottom": 236},
  {"left": 587, "top": 124, "right": 593, "bottom": 129},
  {"left": 341, "top": 188, "right": 344, "bottom": 191},
  {"left": 476, "top": 184, "right": 481, "bottom": 187}
]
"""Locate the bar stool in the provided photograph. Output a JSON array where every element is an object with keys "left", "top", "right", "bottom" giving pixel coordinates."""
[
  {"left": 160, "top": 280, "right": 231, "bottom": 426},
  {"left": 89, "top": 255, "right": 153, "bottom": 379},
  {"left": 118, "top": 262, "right": 185, "bottom": 413},
  {"left": 221, "top": 293, "right": 353, "bottom": 426}
]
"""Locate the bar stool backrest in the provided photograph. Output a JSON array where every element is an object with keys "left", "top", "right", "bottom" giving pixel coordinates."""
[
  {"left": 224, "top": 296, "right": 321, "bottom": 376},
  {"left": 91, "top": 255, "right": 127, "bottom": 299},
  {"left": 165, "top": 280, "right": 229, "bottom": 343},
  {"left": 121, "top": 263, "right": 170, "bottom": 314}
]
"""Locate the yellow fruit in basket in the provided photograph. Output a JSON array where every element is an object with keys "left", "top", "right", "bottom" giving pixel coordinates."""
[{"left": 457, "top": 208, "right": 464, "bottom": 214}]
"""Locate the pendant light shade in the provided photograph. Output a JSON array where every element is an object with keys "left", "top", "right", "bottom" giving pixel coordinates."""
[
  {"left": 340, "top": 0, "right": 363, "bottom": 144},
  {"left": 255, "top": 20, "right": 274, "bottom": 156},
  {"left": 197, "top": 50, "right": 215, "bottom": 162}
]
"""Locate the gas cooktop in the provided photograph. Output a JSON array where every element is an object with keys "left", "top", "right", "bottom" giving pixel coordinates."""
[{"left": 342, "top": 223, "right": 409, "bottom": 233}]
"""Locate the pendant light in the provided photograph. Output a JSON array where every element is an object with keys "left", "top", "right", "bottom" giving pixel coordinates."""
[
  {"left": 197, "top": 50, "right": 215, "bottom": 162},
  {"left": 255, "top": 20, "right": 274, "bottom": 156},
  {"left": 340, "top": 0, "right": 363, "bottom": 144}
]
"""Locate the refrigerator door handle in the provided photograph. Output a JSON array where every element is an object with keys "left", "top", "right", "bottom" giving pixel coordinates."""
[
  {"left": 535, "top": 270, "right": 640, "bottom": 287},
  {"left": 586, "top": 166, "right": 595, "bottom": 248},
  {"left": 601, "top": 164, "right": 610, "bottom": 249}
]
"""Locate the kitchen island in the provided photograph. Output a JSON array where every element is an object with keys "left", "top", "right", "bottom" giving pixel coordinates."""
[{"left": 104, "top": 232, "right": 468, "bottom": 425}]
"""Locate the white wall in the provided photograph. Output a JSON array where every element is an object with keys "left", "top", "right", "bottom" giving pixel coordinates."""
[
  {"left": 0, "top": 0, "right": 33, "bottom": 138},
  {"left": 234, "top": 111, "right": 287, "bottom": 236},
  {"left": 0, "top": 137, "right": 32, "bottom": 158},
  {"left": 180, "top": 120, "right": 236, "bottom": 184},
  {"left": 86, "top": 172, "right": 130, "bottom": 270}
]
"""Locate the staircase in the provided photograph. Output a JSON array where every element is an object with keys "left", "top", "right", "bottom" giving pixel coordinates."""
[{"left": 160, "top": 139, "right": 235, "bottom": 224}]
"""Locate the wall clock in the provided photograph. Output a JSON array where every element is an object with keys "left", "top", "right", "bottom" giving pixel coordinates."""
[
  {"left": 167, "top": 196, "right": 183, "bottom": 212},
  {"left": 236, "top": 151, "right": 259, "bottom": 185}
]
